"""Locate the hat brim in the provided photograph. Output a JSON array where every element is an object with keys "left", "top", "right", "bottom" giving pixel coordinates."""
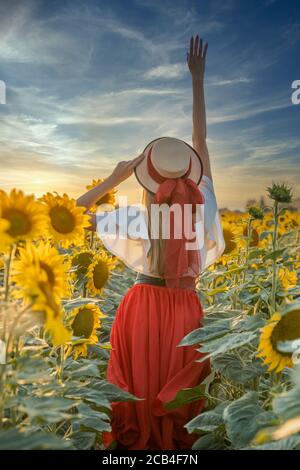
[{"left": 134, "top": 137, "right": 204, "bottom": 194}]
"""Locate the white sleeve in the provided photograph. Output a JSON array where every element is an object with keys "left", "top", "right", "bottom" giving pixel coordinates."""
[
  {"left": 95, "top": 205, "right": 154, "bottom": 275},
  {"left": 198, "top": 175, "right": 226, "bottom": 271}
]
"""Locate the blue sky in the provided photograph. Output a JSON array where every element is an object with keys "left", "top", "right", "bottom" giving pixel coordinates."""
[{"left": 0, "top": 0, "right": 299, "bottom": 209}]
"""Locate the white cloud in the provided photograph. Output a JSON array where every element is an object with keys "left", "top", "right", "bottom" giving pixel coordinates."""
[
  {"left": 143, "top": 63, "right": 186, "bottom": 80},
  {"left": 208, "top": 77, "right": 254, "bottom": 86}
]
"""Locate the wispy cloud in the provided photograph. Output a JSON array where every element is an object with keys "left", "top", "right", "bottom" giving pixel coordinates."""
[
  {"left": 208, "top": 77, "right": 254, "bottom": 86},
  {"left": 143, "top": 63, "right": 186, "bottom": 80}
]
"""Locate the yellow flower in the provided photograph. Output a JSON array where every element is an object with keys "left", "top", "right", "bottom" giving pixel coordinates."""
[
  {"left": 86, "top": 252, "right": 116, "bottom": 296},
  {"left": 86, "top": 179, "right": 117, "bottom": 213},
  {"left": 221, "top": 221, "right": 238, "bottom": 255},
  {"left": 0, "top": 189, "right": 47, "bottom": 242},
  {"left": 71, "top": 249, "right": 94, "bottom": 281},
  {"left": 41, "top": 193, "right": 91, "bottom": 248},
  {"left": 12, "top": 241, "right": 70, "bottom": 303},
  {"left": 256, "top": 307, "right": 300, "bottom": 373},
  {"left": 65, "top": 303, "right": 106, "bottom": 358},
  {"left": 242, "top": 224, "right": 260, "bottom": 248},
  {"left": 278, "top": 267, "right": 298, "bottom": 291},
  {"left": 0, "top": 218, "right": 13, "bottom": 251},
  {"left": 18, "top": 264, "right": 71, "bottom": 346}
]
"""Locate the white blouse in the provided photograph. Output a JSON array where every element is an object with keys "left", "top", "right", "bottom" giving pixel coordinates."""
[{"left": 96, "top": 175, "right": 225, "bottom": 278}]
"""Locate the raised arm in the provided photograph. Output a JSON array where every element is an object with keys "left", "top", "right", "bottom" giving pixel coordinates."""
[
  {"left": 187, "top": 35, "right": 212, "bottom": 180},
  {"left": 77, "top": 153, "right": 145, "bottom": 230}
]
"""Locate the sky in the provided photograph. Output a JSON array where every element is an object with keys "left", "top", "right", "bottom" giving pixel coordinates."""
[{"left": 0, "top": 0, "right": 299, "bottom": 210}]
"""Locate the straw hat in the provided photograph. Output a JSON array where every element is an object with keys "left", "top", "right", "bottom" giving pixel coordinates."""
[{"left": 134, "top": 136, "right": 203, "bottom": 194}]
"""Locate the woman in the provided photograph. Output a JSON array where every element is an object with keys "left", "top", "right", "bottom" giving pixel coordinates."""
[{"left": 77, "top": 35, "right": 225, "bottom": 450}]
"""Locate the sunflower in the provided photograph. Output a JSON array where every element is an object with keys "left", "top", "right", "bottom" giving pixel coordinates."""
[
  {"left": 71, "top": 249, "right": 94, "bottom": 281},
  {"left": 0, "top": 218, "right": 13, "bottom": 251},
  {"left": 86, "top": 252, "right": 116, "bottom": 296},
  {"left": 0, "top": 189, "right": 47, "bottom": 242},
  {"left": 41, "top": 193, "right": 91, "bottom": 248},
  {"left": 16, "top": 263, "right": 71, "bottom": 346},
  {"left": 221, "top": 221, "right": 238, "bottom": 256},
  {"left": 65, "top": 303, "right": 106, "bottom": 358},
  {"left": 86, "top": 178, "right": 117, "bottom": 213},
  {"left": 278, "top": 267, "right": 298, "bottom": 291},
  {"left": 12, "top": 241, "right": 70, "bottom": 302},
  {"left": 256, "top": 307, "right": 300, "bottom": 373}
]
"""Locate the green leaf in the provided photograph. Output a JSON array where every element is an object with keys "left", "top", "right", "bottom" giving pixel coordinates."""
[
  {"left": 92, "top": 381, "right": 143, "bottom": 403},
  {"left": 0, "top": 430, "right": 73, "bottom": 450},
  {"left": 273, "top": 387, "right": 300, "bottom": 420},
  {"left": 186, "top": 401, "right": 229, "bottom": 434},
  {"left": 259, "top": 230, "right": 273, "bottom": 240},
  {"left": 15, "top": 396, "right": 76, "bottom": 425},
  {"left": 197, "top": 331, "right": 257, "bottom": 362},
  {"left": 179, "top": 319, "right": 232, "bottom": 346},
  {"left": 63, "top": 360, "right": 101, "bottom": 379},
  {"left": 78, "top": 416, "right": 111, "bottom": 433},
  {"left": 192, "top": 433, "right": 226, "bottom": 450},
  {"left": 213, "top": 354, "right": 265, "bottom": 384},
  {"left": 263, "top": 248, "right": 286, "bottom": 261},
  {"left": 223, "top": 392, "right": 276, "bottom": 448},
  {"left": 248, "top": 248, "right": 267, "bottom": 259},
  {"left": 164, "top": 384, "right": 208, "bottom": 411},
  {"left": 71, "top": 431, "right": 96, "bottom": 450},
  {"left": 206, "top": 286, "right": 229, "bottom": 295}
]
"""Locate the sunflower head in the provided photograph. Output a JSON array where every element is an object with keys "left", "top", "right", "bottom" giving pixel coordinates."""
[
  {"left": 12, "top": 241, "right": 70, "bottom": 303},
  {"left": 222, "top": 222, "right": 238, "bottom": 255},
  {"left": 0, "top": 189, "right": 47, "bottom": 242},
  {"left": 71, "top": 249, "right": 94, "bottom": 279},
  {"left": 266, "top": 183, "right": 293, "bottom": 204},
  {"left": 41, "top": 193, "right": 91, "bottom": 248},
  {"left": 0, "top": 218, "right": 13, "bottom": 251},
  {"left": 278, "top": 267, "right": 298, "bottom": 291},
  {"left": 65, "top": 303, "right": 106, "bottom": 358},
  {"left": 86, "top": 178, "right": 117, "bottom": 210},
  {"left": 248, "top": 206, "right": 264, "bottom": 220},
  {"left": 25, "top": 276, "right": 71, "bottom": 346},
  {"left": 242, "top": 225, "right": 260, "bottom": 247},
  {"left": 257, "top": 304, "right": 300, "bottom": 373},
  {"left": 86, "top": 252, "right": 116, "bottom": 296}
]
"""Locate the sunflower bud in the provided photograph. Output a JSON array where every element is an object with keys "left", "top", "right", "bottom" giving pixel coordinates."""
[
  {"left": 266, "top": 183, "right": 293, "bottom": 203},
  {"left": 248, "top": 206, "right": 264, "bottom": 220}
]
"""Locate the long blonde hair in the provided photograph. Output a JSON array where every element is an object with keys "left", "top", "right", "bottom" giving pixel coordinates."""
[{"left": 141, "top": 188, "right": 165, "bottom": 277}]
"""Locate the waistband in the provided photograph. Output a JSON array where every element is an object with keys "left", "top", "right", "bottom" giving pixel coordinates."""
[{"left": 134, "top": 273, "right": 166, "bottom": 287}]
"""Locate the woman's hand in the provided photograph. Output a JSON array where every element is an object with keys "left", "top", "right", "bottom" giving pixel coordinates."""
[
  {"left": 77, "top": 153, "right": 145, "bottom": 211},
  {"left": 109, "top": 153, "right": 145, "bottom": 186},
  {"left": 187, "top": 35, "right": 208, "bottom": 81}
]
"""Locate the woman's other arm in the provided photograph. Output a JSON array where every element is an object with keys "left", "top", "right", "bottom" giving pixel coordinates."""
[
  {"left": 76, "top": 154, "right": 145, "bottom": 211},
  {"left": 77, "top": 154, "right": 145, "bottom": 231},
  {"left": 187, "top": 35, "right": 212, "bottom": 180}
]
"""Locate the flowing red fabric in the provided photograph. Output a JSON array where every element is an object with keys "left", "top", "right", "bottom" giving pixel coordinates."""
[
  {"left": 102, "top": 284, "right": 211, "bottom": 450},
  {"left": 147, "top": 146, "right": 205, "bottom": 288}
]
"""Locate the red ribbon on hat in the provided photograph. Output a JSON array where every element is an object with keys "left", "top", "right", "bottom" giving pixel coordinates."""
[{"left": 147, "top": 145, "right": 205, "bottom": 288}]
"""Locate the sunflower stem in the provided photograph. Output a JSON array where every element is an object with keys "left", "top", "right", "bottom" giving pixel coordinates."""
[
  {"left": 4, "top": 244, "right": 14, "bottom": 302},
  {"left": 270, "top": 201, "right": 279, "bottom": 315},
  {"left": 58, "top": 345, "right": 65, "bottom": 382},
  {"left": 2, "top": 245, "right": 15, "bottom": 343}
]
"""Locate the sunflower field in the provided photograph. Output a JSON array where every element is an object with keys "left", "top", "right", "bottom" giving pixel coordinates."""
[{"left": 0, "top": 181, "right": 300, "bottom": 450}]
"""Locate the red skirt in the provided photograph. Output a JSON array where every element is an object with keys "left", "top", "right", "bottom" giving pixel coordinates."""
[{"left": 102, "top": 284, "right": 210, "bottom": 450}]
